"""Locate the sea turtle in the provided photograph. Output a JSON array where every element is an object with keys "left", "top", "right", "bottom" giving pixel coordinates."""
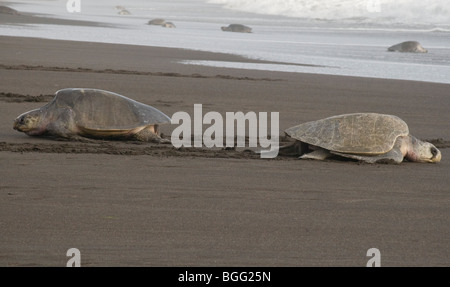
[
  {"left": 281, "top": 113, "right": 441, "bottom": 164},
  {"left": 221, "top": 24, "right": 252, "bottom": 33},
  {"left": 13, "top": 88, "right": 171, "bottom": 143},
  {"left": 147, "top": 18, "right": 176, "bottom": 28},
  {"left": 0, "top": 5, "right": 20, "bottom": 15},
  {"left": 387, "top": 41, "right": 427, "bottom": 53},
  {"left": 118, "top": 9, "right": 131, "bottom": 15},
  {"left": 148, "top": 18, "right": 167, "bottom": 26}
]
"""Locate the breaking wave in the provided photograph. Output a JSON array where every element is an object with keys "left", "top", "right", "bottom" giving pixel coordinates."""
[{"left": 208, "top": 0, "right": 450, "bottom": 26}]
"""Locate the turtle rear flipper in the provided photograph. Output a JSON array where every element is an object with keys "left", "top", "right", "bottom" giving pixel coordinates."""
[
  {"left": 278, "top": 141, "right": 308, "bottom": 156},
  {"left": 134, "top": 126, "right": 170, "bottom": 143},
  {"left": 300, "top": 148, "right": 331, "bottom": 160}
]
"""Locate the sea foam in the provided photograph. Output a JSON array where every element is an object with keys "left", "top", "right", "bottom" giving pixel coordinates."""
[{"left": 209, "top": 0, "right": 450, "bottom": 26}]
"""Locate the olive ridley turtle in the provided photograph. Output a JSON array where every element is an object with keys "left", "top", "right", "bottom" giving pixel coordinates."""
[
  {"left": 147, "top": 19, "right": 176, "bottom": 28},
  {"left": 388, "top": 41, "right": 427, "bottom": 53},
  {"left": 221, "top": 24, "right": 252, "bottom": 33},
  {"left": 282, "top": 113, "right": 441, "bottom": 164},
  {"left": 13, "top": 88, "right": 171, "bottom": 143}
]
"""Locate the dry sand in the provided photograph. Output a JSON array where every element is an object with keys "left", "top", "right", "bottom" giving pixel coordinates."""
[{"left": 0, "top": 33, "right": 449, "bottom": 266}]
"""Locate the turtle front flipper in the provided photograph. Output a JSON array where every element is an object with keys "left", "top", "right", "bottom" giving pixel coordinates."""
[{"left": 45, "top": 107, "right": 81, "bottom": 139}]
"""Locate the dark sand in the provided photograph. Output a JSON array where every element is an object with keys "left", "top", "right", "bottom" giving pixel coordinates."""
[{"left": 1, "top": 34, "right": 449, "bottom": 266}]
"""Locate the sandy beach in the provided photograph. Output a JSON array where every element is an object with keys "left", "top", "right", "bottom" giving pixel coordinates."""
[{"left": 1, "top": 30, "right": 449, "bottom": 266}]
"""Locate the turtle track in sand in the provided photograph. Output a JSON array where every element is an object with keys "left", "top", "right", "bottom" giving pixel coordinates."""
[
  {"left": 0, "top": 132, "right": 298, "bottom": 160},
  {"left": 0, "top": 92, "right": 54, "bottom": 103},
  {"left": 0, "top": 141, "right": 289, "bottom": 160},
  {"left": 0, "top": 64, "right": 282, "bottom": 82},
  {"left": 1, "top": 136, "right": 447, "bottom": 160},
  {"left": 426, "top": 138, "right": 450, "bottom": 149}
]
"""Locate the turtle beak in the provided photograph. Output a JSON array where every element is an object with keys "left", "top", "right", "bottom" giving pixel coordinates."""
[
  {"left": 431, "top": 148, "right": 442, "bottom": 163},
  {"left": 13, "top": 115, "right": 28, "bottom": 132},
  {"left": 13, "top": 118, "right": 19, "bottom": 130}
]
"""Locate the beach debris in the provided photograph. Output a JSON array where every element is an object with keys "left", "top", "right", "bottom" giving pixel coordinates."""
[
  {"left": 221, "top": 24, "right": 252, "bottom": 33},
  {"left": 13, "top": 88, "right": 171, "bottom": 143},
  {"left": 387, "top": 41, "right": 427, "bottom": 53},
  {"left": 281, "top": 113, "right": 441, "bottom": 164},
  {"left": 0, "top": 5, "right": 20, "bottom": 15},
  {"left": 148, "top": 18, "right": 176, "bottom": 28}
]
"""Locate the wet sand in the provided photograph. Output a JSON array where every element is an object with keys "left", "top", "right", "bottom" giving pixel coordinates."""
[{"left": 0, "top": 34, "right": 449, "bottom": 266}]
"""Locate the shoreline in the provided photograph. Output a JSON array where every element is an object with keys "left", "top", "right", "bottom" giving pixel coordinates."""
[{"left": 2, "top": 3, "right": 450, "bottom": 85}]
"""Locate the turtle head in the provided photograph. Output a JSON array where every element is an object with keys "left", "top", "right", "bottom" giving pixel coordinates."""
[
  {"left": 404, "top": 136, "right": 441, "bottom": 163},
  {"left": 13, "top": 109, "right": 47, "bottom": 136}
]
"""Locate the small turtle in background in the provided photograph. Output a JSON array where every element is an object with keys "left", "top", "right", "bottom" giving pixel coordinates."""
[
  {"left": 148, "top": 18, "right": 176, "bottom": 28},
  {"left": 13, "top": 88, "right": 171, "bottom": 143},
  {"left": 115, "top": 5, "right": 131, "bottom": 15},
  {"left": 388, "top": 41, "right": 428, "bottom": 53},
  {"left": 118, "top": 9, "right": 131, "bottom": 15},
  {"left": 0, "top": 5, "right": 20, "bottom": 15},
  {"left": 281, "top": 113, "right": 441, "bottom": 164},
  {"left": 221, "top": 24, "right": 252, "bottom": 33},
  {"left": 148, "top": 18, "right": 166, "bottom": 25}
]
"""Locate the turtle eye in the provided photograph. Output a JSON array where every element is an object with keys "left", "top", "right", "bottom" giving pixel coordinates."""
[{"left": 431, "top": 147, "right": 438, "bottom": 157}]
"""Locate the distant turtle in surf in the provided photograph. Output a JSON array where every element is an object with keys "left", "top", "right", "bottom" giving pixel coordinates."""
[
  {"left": 114, "top": 5, "right": 130, "bottom": 15},
  {"left": 281, "top": 113, "right": 441, "bottom": 164},
  {"left": 387, "top": 41, "right": 428, "bottom": 53},
  {"left": 147, "top": 19, "right": 176, "bottom": 28},
  {"left": 162, "top": 22, "right": 176, "bottom": 28},
  {"left": 147, "top": 18, "right": 166, "bottom": 26},
  {"left": 221, "top": 24, "right": 252, "bottom": 33},
  {"left": 118, "top": 9, "right": 131, "bottom": 15},
  {"left": 148, "top": 18, "right": 166, "bottom": 25},
  {"left": 0, "top": 6, "right": 20, "bottom": 15},
  {"left": 13, "top": 88, "right": 171, "bottom": 143}
]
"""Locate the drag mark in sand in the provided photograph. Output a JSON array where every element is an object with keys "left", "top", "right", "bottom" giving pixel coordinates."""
[
  {"left": 1, "top": 138, "right": 447, "bottom": 159},
  {"left": 0, "top": 64, "right": 282, "bottom": 82},
  {"left": 0, "top": 135, "right": 299, "bottom": 159},
  {"left": 0, "top": 92, "right": 54, "bottom": 103},
  {"left": 0, "top": 141, "right": 268, "bottom": 160}
]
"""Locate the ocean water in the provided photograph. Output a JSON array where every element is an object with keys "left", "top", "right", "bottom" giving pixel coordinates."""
[{"left": 1, "top": 0, "right": 450, "bottom": 84}]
